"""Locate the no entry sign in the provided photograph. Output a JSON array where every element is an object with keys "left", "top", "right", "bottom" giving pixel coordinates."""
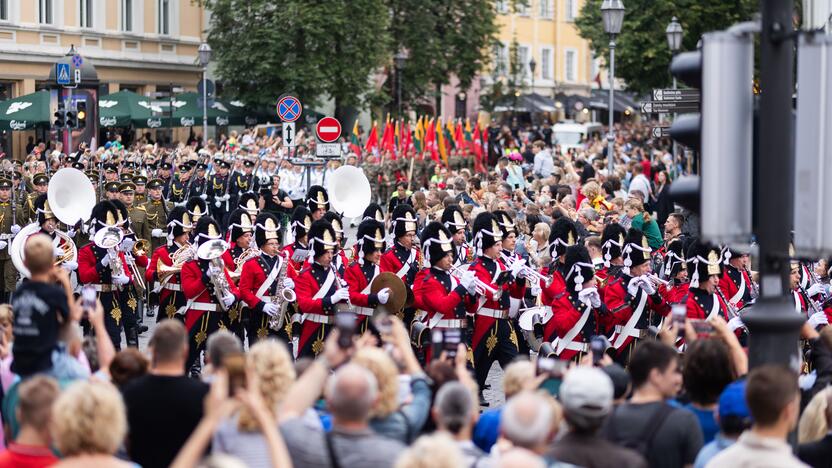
[{"left": 316, "top": 117, "right": 342, "bottom": 143}]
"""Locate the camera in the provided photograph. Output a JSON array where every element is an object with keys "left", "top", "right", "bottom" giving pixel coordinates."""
[
  {"left": 536, "top": 357, "right": 568, "bottom": 396},
  {"left": 590, "top": 335, "right": 610, "bottom": 366},
  {"left": 431, "top": 328, "right": 462, "bottom": 361}
]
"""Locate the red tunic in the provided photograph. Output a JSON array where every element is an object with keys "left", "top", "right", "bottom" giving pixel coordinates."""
[
  {"left": 549, "top": 293, "right": 601, "bottom": 361},
  {"left": 468, "top": 256, "right": 526, "bottom": 349},
  {"left": 414, "top": 268, "right": 468, "bottom": 321},
  {"left": 180, "top": 259, "right": 240, "bottom": 330},
  {"left": 77, "top": 243, "right": 133, "bottom": 284},
  {"left": 342, "top": 261, "right": 379, "bottom": 309},
  {"left": 295, "top": 262, "right": 342, "bottom": 352},
  {"left": 603, "top": 274, "right": 669, "bottom": 350},
  {"left": 146, "top": 244, "right": 184, "bottom": 302},
  {"left": 238, "top": 254, "right": 288, "bottom": 313},
  {"left": 718, "top": 265, "right": 753, "bottom": 309},
  {"left": 685, "top": 287, "right": 730, "bottom": 321},
  {"left": 379, "top": 242, "right": 421, "bottom": 285}
]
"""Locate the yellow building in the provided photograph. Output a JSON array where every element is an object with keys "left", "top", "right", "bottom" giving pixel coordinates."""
[{"left": 0, "top": 0, "right": 206, "bottom": 156}]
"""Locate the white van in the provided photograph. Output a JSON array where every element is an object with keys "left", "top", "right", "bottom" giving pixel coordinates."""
[{"left": 552, "top": 121, "right": 603, "bottom": 152}]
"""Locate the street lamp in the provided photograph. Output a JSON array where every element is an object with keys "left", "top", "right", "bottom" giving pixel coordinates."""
[
  {"left": 601, "top": 0, "right": 624, "bottom": 175},
  {"left": 395, "top": 50, "right": 408, "bottom": 118},
  {"left": 198, "top": 42, "right": 212, "bottom": 148},
  {"left": 529, "top": 57, "right": 537, "bottom": 93}
]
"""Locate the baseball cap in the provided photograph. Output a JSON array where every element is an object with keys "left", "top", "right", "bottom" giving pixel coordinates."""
[
  {"left": 719, "top": 380, "right": 750, "bottom": 420},
  {"left": 560, "top": 367, "right": 614, "bottom": 417}
]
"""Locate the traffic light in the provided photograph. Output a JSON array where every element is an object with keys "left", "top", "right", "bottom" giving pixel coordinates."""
[
  {"left": 53, "top": 101, "right": 66, "bottom": 128},
  {"left": 669, "top": 31, "right": 754, "bottom": 244},
  {"left": 65, "top": 103, "right": 77, "bottom": 129},
  {"left": 76, "top": 101, "right": 87, "bottom": 128}
]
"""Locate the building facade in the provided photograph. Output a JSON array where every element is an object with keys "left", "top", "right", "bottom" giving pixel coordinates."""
[{"left": 0, "top": 0, "right": 206, "bottom": 156}]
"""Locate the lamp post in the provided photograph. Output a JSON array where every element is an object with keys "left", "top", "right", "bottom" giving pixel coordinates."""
[
  {"left": 529, "top": 57, "right": 537, "bottom": 94},
  {"left": 665, "top": 16, "right": 683, "bottom": 167},
  {"left": 198, "top": 42, "right": 212, "bottom": 148},
  {"left": 395, "top": 50, "right": 408, "bottom": 118},
  {"left": 601, "top": 0, "right": 624, "bottom": 175}
]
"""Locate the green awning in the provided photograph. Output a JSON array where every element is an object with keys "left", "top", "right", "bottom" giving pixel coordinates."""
[
  {"left": 227, "top": 101, "right": 275, "bottom": 126},
  {"left": 170, "top": 92, "right": 234, "bottom": 127},
  {"left": 98, "top": 90, "right": 165, "bottom": 129},
  {"left": 0, "top": 90, "right": 51, "bottom": 131}
]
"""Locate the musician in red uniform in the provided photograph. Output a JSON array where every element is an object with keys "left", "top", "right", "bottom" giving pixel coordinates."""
[
  {"left": 324, "top": 211, "right": 350, "bottom": 276},
  {"left": 414, "top": 221, "right": 478, "bottom": 364},
  {"left": 540, "top": 217, "right": 577, "bottom": 318},
  {"left": 111, "top": 199, "right": 146, "bottom": 338},
  {"left": 442, "top": 205, "right": 472, "bottom": 268},
  {"left": 343, "top": 219, "right": 391, "bottom": 333},
  {"left": 239, "top": 213, "right": 296, "bottom": 346},
  {"left": 718, "top": 246, "right": 755, "bottom": 310},
  {"left": 282, "top": 206, "right": 313, "bottom": 273},
  {"left": 380, "top": 204, "right": 421, "bottom": 323},
  {"left": 294, "top": 219, "right": 351, "bottom": 358},
  {"left": 468, "top": 212, "right": 526, "bottom": 392},
  {"left": 549, "top": 245, "right": 608, "bottom": 361},
  {"left": 789, "top": 257, "right": 829, "bottom": 329},
  {"left": 77, "top": 201, "right": 134, "bottom": 349},
  {"left": 306, "top": 185, "right": 329, "bottom": 221},
  {"left": 222, "top": 208, "right": 254, "bottom": 341},
  {"left": 657, "top": 237, "right": 689, "bottom": 305},
  {"left": 604, "top": 228, "right": 669, "bottom": 361},
  {"left": 146, "top": 206, "right": 192, "bottom": 322},
  {"left": 180, "top": 216, "right": 240, "bottom": 373},
  {"left": 684, "top": 241, "right": 737, "bottom": 330},
  {"left": 597, "top": 223, "right": 628, "bottom": 289}
]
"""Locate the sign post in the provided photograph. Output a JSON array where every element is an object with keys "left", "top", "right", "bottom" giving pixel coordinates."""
[{"left": 315, "top": 116, "right": 342, "bottom": 158}]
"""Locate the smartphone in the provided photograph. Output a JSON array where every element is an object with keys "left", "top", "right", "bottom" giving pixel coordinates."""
[
  {"left": 690, "top": 319, "right": 714, "bottom": 337},
  {"left": 335, "top": 311, "right": 357, "bottom": 349},
  {"left": 671, "top": 303, "right": 687, "bottom": 338},
  {"left": 431, "top": 330, "right": 444, "bottom": 361},
  {"left": 223, "top": 352, "right": 246, "bottom": 396},
  {"left": 443, "top": 329, "right": 462, "bottom": 359},
  {"left": 536, "top": 357, "right": 568, "bottom": 396},
  {"left": 81, "top": 285, "right": 96, "bottom": 318},
  {"left": 590, "top": 336, "right": 609, "bottom": 366}
]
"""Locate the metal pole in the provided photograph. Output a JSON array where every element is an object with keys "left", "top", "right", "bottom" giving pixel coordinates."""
[
  {"left": 202, "top": 67, "right": 208, "bottom": 148},
  {"left": 66, "top": 88, "right": 73, "bottom": 156},
  {"left": 742, "top": 0, "right": 804, "bottom": 370},
  {"left": 397, "top": 66, "right": 402, "bottom": 118},
  {"left": 672, "top": 76, "right": 679, "bottom": 173},
  {"left": 606, "top": 37, "right": 616, "bottom": 175}
]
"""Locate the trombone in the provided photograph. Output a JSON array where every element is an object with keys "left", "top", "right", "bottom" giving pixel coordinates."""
[
  {"left": 450, "top": 265, "right": 497, "bottom": 296},
  {"left": 500, "top": 253, "right": 551, "bottom": 286}
]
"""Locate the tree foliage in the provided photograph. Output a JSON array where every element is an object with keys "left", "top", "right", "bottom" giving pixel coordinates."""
[{"left": 575, "top": 0, "right": 757, "bottom": 95}]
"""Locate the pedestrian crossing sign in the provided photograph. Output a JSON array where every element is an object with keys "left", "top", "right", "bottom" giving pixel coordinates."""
[{"left": 56, "top": 63, "right": 70, "bottom": 86}]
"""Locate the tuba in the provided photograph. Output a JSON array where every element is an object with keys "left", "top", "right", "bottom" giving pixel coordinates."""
[
  {"left": 327, "top": 165, "right": 371, "bottom": 218},
  {"left": 10, "top": 223, "right": 78, "bottom": 278},
  {"left": 229, "top": 247, "right": 261, "bottom": 283},
  {"left": 197, "top": 239, "right": 232, "bottom": 312},
  {"left": 94, "top": 226, "right": 126, "bottom": 289}
]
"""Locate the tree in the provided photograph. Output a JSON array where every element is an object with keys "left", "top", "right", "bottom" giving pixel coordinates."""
[
  {"left": 199, "top": 0, "right": 390, "bottom": 118},
  {"left": 575, "top": 0, "right": 756, "bottom": 95}
]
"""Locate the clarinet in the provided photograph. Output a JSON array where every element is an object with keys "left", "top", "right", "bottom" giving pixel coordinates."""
[
  {"left": 744, "top": 266, "right": 760, "bottom": 300},
  {"left": 799, "top": 284, "right": 824, "bottom": 316},
  {"left": 715, "top": 285, "right": 741, "bottom": 321}
]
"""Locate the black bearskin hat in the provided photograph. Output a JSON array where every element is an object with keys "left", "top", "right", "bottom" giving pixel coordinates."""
[
  {"left": 193, "top": 215, "right": 223, "bottom": 247},
  {"left": 442, "top": 205, "right": 467, "bottom": 233},
  {"left": 563, "top": 245, "right": 595, "bottom": 292},
  {"left": 355, "top": 219, "right": 386, "bottom": 260},
  {"left": 110, "top": 199, "right": 130, "bottom": 230},
  {"left": 323, "top": 211, "right": 344, "bottom": 241},
  {"left": 254, "top": 213, "right": 281, "bottom": 248},
  {"left": 390, "top": 204, "right": 417, "bottom": 239},
  {"left": 662, "top": 237, "right": 687, "bottom": 279},
  {"left": 362, "top": 203, "right": 385, "bottom": 223},
  {"left": 88, "top": 200, "right": 119, "bottom": 234},
  {"left": 34, "top": 194, "right": 56, "bottom": 226},
  {"left": 601, "top": 223, "right": 628, "bottom": 266},
  {"left": 306, "top": 185, "right": 330, "bottom": 213},
  {"left": 291, "top": 206, "right": 313, "bottom": 239},
  {"left": 238, "top": 192, "right": 259, "bottom": 216},
  {"left": 622, "top": 228, "right": 651, "bottom": 274},
  {"left": 308, "top": 219, "right": 337, "bottom": 258},
  {"left": 166, "top": 206, "right": 192, "bottom": 242},
  {"left": 187, "top": 196, "right": 208, "bottom": 223},
  {"left": 686, "top": 239, "right": 723, "bottom": 289},
  {"left": 227, "top": 208, "right": 254, "bottom": 243},
  {"left": 493, "top": 210, "right": 517, "bottom": 237},
  {"left": 549, "top": 217, "right": 578, "bottom": 261},
  {"left": 420, "top": 221, "right": 454, "bottom": 266},
  {"left": 472, "top": 212, "right": 503, "bottom": 256}
]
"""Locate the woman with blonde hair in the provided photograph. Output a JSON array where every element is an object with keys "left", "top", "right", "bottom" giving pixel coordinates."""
[
  {"left": 582, "top": 180, "right": 613, "bottom": 212},
  {"left": 51, "top": 380, "right": 133, "bottom": 467},
  {"left": 624, "top": 198, "right": 663, "bottom": 249},
  {"left": 212, "top": 340, "right": 296, "bottom": 467},
  {"left": 394, "top": 433, "right": 465, "bottom": 468}
]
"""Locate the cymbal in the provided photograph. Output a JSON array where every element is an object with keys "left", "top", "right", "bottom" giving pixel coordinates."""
[{"left": 371, "top": 272, "right": 407, "bottom": 314}]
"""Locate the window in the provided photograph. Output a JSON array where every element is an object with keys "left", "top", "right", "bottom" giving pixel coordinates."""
[
  {"left": 518, "top": 45, "right": 530, "bottom": 79},
  {"left": 515, "top": 1, "right": 528, "bottom": 16},
  {"left": 493, "top": 43, "right": 508, "bottom": 76},
  {"left": 122, "top": 0, "right": 133, "bottom": 31},
  {"left": 541, "top": 47, "right": 553, "bottom": 80},
  {"left": 158, "top": 0, "right": 170, "bottom": 35},
  {"left": 0, "top": 0, "right": 8, "bottom": 21},
  {"left": 565, "top": 49, "right": 578, "bottom": 82},
  {"left": 39, "top": 0, "right": 53, "bottom": 24},
  {"left": 539, "top": 0, "right": 553, "bottom": 19},
  {"left": 80, "top": 0, "right": 93, "bottom": 28},
  {"left": 566, "top": 0, "right": 578, "bottom": 21},
  {"left": 496, "top": 0, "right": 508, "bottom": 14}
]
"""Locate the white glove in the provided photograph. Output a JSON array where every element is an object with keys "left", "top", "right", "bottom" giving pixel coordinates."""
[
  {"left": 727, "top": 316, "right": 745, "bottom": 332},
  {"left": 214, "top": 200, "right": 222, "bottom": 208},
  {"left": 66, "top": 228, "right": 76, "bottom": 238},
  {"left": 460, "top": 270, "right": 478, "bottom": 295},
  {"left": 377, "top": 288, "right": 391, "bottom": 305},
  {"left": 112, "top": 273, "right": 130, "bottom": 285},
  {"left": 174, "top": 201, "right": 186, "bottom": 208},
  {"left": 809, "top": 311, "right": 829, "bottom": 329},
  {"left": 627, "top": 277, "right": 642, "bottom": 297},
  {"left": 807, "top": 283, "right": 825, "bottom": 297},
  {"left": 200, "top": 193, "right": 208, "bottom": 200},
  {"left": 262, "top": 302, "right": 280, "bottom": 317},
  {"left": 0, "top": 241, "right": 6, "bottom": 250},
  {"left": 222, "top": 294, "right": 236, "bottom": 308},
  {"left": 120, "top": 238, "right": 136, "bottom": 252},
  {"left": 151, "top": 228, "right": 164, "bottom": 238},
  {"left": 530, "top": 284, "right": 542, "bottom": 297},
  {"left": 282, "top": 278, "right": 295, "bottom": 289},
  {"left": 578, "top": 287, "right": 602, "bottom": 308},
  {"left": 638, "top": 275, "right": 657, "bottom": 295},
  {"left": 509, "top": 257, "right": 526, "bottom": 278},
  {"left": 331, "top": 287, "right": 350, "bottom": 303},
  {"left": 221, "top": 194, "right": 231, "bottom": 201},
  {"left": 10, "top": 224, "right": 20, "bottom": 235},
  {"left": 61, "top": 260, "right": 78, "bottom": 271}
]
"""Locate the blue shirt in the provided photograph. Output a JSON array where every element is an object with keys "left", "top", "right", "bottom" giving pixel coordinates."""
[
  {"left": 694, "top": 433, "right": 736, "bottom": 468},
  {"left": 473, "top": 408, "right": 502, "bottom": 452},
  {"left": 676, "top": 401, "right": 719, "bottom": 443}
]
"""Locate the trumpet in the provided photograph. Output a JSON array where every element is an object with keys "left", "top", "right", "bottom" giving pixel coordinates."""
[
  {"left": 645, "top": 274, "right": 670, "bottom": 287},
  {"left": 450, "top": 265, "right": 498, "bottom": 296},
  {"left": 500, "top": 253, "right": 551, "bottom": 286}
]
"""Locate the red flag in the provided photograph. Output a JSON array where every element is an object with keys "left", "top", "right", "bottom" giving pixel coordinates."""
[
  {"left": 401, "top": 120, "right": 412, "bottom": 156},
  {"left": 472, "top": 124, "right": 485, "bottom": 173},
  {"left": 381, "top": 119, "right": 396, "bottom": 156},
  {"left": 364, "top": 121, "right": 379, "bottom": 153},
  {"left": 425, "top": 118, "right": 438, "bottom": 161},
  {"left": 454, "top": 120, "right": 465, "bottom": 152}
]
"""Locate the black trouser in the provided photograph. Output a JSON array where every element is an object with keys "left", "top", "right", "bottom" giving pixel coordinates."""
[
  {"left": 101, "top": 288, "right": 140, "bottom": 350},
  {"left": 186, "top": 311, "right": 226, "bottom": 370},
  {"left": 472, "top": 319, "right": 519, "bottom": 390},
  {"left": 158, "top": 288, "right": 187, "bottom": 324},
  {"left": 246, "top": 307, "right": 292, "bottom": 349}
]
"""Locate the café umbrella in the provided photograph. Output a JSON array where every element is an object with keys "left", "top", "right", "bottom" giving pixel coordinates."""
[
  {"left": 98, "top": 90, "right": 165, "bottom": 129},
  {"left": 0, "top": 91, "right": 52, "bottom": 131}
]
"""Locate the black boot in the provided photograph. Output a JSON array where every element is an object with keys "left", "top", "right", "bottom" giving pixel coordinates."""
[{"left": 126, "top": 327, "right": 139, "bottom": 348}]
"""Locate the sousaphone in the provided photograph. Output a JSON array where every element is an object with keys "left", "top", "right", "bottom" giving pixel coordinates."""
[{"left": 327, "top": 165, "right": 371, "bottom": 218}]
